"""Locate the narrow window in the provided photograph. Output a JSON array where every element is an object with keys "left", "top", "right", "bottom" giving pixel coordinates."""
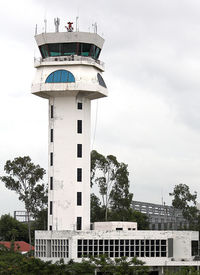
[
  {"left": 49, "top": 225, "right": 52, "bottom": 231},
  {"left": 50, "top": 153, "right": 53, "bottom": 166},
  {"left": 50, "top": 105, "right": 53, "bottom": 118},
  {"left": 77, "top": 192, "right": 82, "bottom": 206},
  {"left": 77, "top": 217, "right": 82, "bottom": 230},
  {"left": 77, "top": 168, "right": 82, "bottom": 182},
  {"left": 50, "top": 201, "right": 53, "bottom": 215},
  {"left": 50, "top": 129, "right": 53, "bottom": 142},
  {"left": 77, "top": 102, "right": 82, "bottom": 109},
  {"left": 77, "top": 144, "right": 82, "bottom": 158},
  {"left": 50, "top": 177, "right": 53, "bottom": 190},
  {"left": 77, "top": 120, "right": 82, "bottom": 133}
]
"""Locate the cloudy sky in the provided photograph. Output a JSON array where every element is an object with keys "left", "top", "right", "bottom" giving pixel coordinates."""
[{"left": 1, "top": 0, "right": 200, "bottom": 216}]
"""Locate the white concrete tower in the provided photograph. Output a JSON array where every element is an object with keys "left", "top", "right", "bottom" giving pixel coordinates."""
[{"left": 32, "top": 24, "right": 107, "bottom": 231}]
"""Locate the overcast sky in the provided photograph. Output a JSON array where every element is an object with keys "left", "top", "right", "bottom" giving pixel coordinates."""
[{"left": 1, "top": 0, "right": 200, "bottom": 216}]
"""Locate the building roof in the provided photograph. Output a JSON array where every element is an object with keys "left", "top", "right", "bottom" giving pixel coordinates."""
[{"left": 0, "top": 241, "right": 34, "bottom": 252}]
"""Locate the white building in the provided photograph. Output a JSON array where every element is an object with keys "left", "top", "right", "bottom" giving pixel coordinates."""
[{"left": 32, "top": 22, "right": 200, "bottom": 275}]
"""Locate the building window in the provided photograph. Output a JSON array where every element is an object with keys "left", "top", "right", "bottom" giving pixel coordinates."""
[
  {"left": 50, "top": 153, "right": 53, "bottom": 166},
  {"left": 45, "top": 70, "right": 75, "bottom": 83},
  {"left": 77, "top": 120, "right": 82, "bottom": 133},
  {"left": 77, "top": 102, "right": 82, "bottom": 109},
  {"left": 77, "top": 217, "right": 82, "bottom": 230},
  {"left": 192, "top": 241, "right": 199, "bottom": 256},
  {"left": 97, "top": 73, "right": 107, "bottom": 88},
  {"left": 77, "top": 144, "right": 82, "bottom": 158},
  {"left": 50, "top": 201, "right": 53, "bottom": 215},
  {"left": 51, "top": 129, "right": 53, "bottom": 142},
  {"left": 49, "top": 225, "right": 52, "bottom": 231},
  {"left": 77, "top": 168, "right": 82, "bottom": 182},
  {"left": 50, "top": 105, "right": 53, "bottom": 118},
  {"left": 50, "top": 177, "right": 53, "bottom": 190},
  {"left": 77, "top": 239, "right": 167, "bottom": 258},
  {"left": 77, "top": 192, "right": 82, "bottom": 206}
]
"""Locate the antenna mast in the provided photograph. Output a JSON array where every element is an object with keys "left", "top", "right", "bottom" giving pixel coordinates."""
[
  {"left": 76, "top": 16, "right": 79, "bottom": 32},
  {"left": 35, "top": 24, "right": 37, "bottom": 36},
  {"left": 44, "top": 19, "right": 47, "bottom": 33},
  {"left": 54, "top": 18, "right": 60, "bottom": 32},
  {"left": 92, "top": 22, "right": 97, "bottom": 34}
]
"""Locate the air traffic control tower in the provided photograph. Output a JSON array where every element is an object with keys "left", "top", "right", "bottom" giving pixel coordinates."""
[{"left": 32, "top": 22, "right": 108, "bottom": 232}]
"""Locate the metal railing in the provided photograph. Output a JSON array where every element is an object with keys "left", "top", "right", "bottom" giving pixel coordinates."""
[{"left": 34, "top": 55, "right": 104, "bottom": 68}]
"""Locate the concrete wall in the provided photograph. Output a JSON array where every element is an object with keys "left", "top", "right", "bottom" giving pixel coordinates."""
[
  {"left": 48, "top": 95, "right": 91, "bottom": 231},
  {"left": 93, "top": 221, "right": 137, "bottom": 230},
  {"left": 35, "top": 229, "right": 199, "bottom": 266}
]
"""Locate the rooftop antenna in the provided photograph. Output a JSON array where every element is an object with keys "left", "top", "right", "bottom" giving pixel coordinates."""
[
  {"left": 92, "top": 22, "right": 97, "bottom": 33},
  {"left": 35, "top": 24, "right": 37, "bottom": 36},
  {"left": 54, "top": 17, "right": 60, "bottom": 32},
  {"left": 44, "top": 19, "right": 47, "bottom": 33},
  {"left": 76, "top": 16, "right": 79, "bottom": 32}
]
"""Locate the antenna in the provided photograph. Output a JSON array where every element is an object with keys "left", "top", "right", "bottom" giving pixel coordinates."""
[
  {"left": 54, "top": 17, "right": 60, "bottom": 32},
  {"left": 35, "top": 24, "right": 37, "bottom": 36},
  {"left": 92, "top": 22, "right": 97, "bottom": 34},
  {"left": 76, "top": 16, "right": 79, "bottom": 32},
  {"left": 44, "top": 19, "right": 47, "bottom": 33}
]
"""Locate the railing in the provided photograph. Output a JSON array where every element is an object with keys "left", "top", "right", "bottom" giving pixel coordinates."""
[{"left": 34, "top": 55, "right": 104, "bottom": 68}]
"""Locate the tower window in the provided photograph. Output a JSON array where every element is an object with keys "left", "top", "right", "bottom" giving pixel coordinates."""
[
  {"left": 77, "top": 192, "right": 82, "bottom": 206},
  {"left": 45, "top": 70, "right": 75, "bottom": 83},
  {"left": 50, "top": 153, "right": 53, "bottom": 166},
  {"left": 77, "top": 144, "right": 82, "bottom": 158},
  {"left": 77, "top": 120, "right": 82, "bottom": 133},
  {"left": 50, "top": 201, "right": 53, "bottom": 215},
  {"left": 77, "top": 102, "right": 82, "bottom": 109},
  {"left": 77, "top": 168, "right": 82, "bottom": 182},
  {"left": 50, "top": 177, "right": 53, "bottom": 190},
  {"left": 50, "top": 105, "right": 54, "bottom": 118},
  {"left": 97, "top": 73, "right": 107, "bottom": 88},
  {"left": 49, "top": 225, "right": 52, "bottom": 231},
  {"left": 50, "top": 129, "right": 53, "bottom": 142},
  {"left": 77, "top": 217, "right": 82, "bottom": 230}
]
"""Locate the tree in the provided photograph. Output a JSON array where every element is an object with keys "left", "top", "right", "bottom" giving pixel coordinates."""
[
  {"left": 169, "top": 183, "right": 199, "bottom": 229},
  {"left": 0, "top": 156, "right": 47, "bottom": 246},
  {"left": 87, "top": 255, "right": 149, "bottom": 275},
  {"left": 90, "top": 193, "right": 105, "bottom": 223},
  {"left": 114, "top": 256, "right": 149, "bottom": 275},
  {"left": 91, "top": 150, "right": 133, "bottom": 221},
  {"left": 0, "top": 214, "right": 29, "bottom": 242}
]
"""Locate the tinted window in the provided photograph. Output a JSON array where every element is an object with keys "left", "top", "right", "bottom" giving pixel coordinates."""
[
  {"left": 97, "top": 73, "right": 107, "bottom": 88},
  {"left": 46, "top": 70, "right": 75, "bottom": 83},
  {"left": 77, "top": 168, "right": 82, "bottom": 182}
]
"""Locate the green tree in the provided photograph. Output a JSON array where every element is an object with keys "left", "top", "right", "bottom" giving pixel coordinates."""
[
  {"left": 169, "top": 183, "right": 199, "bottom": 229},
  {"left": 114, "top": 256, "right": 149, "bottom": 275},
  {"left": 88, "top": 254, "right": 115, "bottom": 274},
  {"left": 165, "top": 266, "right": 200, "bottom": 275},
  {"left": 91, "top": 193, "right": 105, "bottom": 223},
  {"left": 91, "top": 150, "right": 133, "bottom": 221},
  {"left": 0, "top": 214, "right": 29, "bottom": 242},
  {"left": 0, "top": 156, "right": 47, "bottom": 246}
]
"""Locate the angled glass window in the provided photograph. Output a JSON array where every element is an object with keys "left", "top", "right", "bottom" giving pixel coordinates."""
[
  {"left": 45, "top": 70, "right": 75, "bottom": 83},
  {"left": 97, "top": 73, "right": 107, "bottom": 88}
]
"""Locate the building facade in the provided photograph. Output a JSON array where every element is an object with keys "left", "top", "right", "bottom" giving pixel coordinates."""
[
  {"left": 32, "top": 22, "right": 200, "bottom": 275},
  {"left": 132, "top": 201, "right": 189, "bottom": 230}
]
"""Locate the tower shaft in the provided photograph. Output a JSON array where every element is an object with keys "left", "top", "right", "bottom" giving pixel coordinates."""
[
  {"left": 48, "top": 95, "right": 91, "bottom": 230},
  {"left": 32, "top": 31, "right": 107, "bottom": 231}
]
